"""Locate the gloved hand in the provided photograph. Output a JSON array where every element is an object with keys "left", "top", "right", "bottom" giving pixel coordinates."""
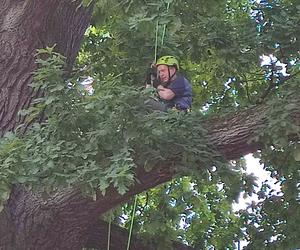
[{"left": 144, "top": 66, "right": 159, "bottom": 87}]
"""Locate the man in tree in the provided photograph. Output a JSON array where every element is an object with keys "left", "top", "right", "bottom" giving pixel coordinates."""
[{"left": 145, "top": 55, "right": 192, "bottom": 111}]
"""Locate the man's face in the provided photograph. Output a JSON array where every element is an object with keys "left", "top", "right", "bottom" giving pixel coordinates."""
[{"left": 157, "top": 64, "right": 176, "bottom": 83}]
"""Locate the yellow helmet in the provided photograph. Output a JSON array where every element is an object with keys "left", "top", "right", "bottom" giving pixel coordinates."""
[{"left": 156, "top": 56, "right": 179, "bottom": 70}]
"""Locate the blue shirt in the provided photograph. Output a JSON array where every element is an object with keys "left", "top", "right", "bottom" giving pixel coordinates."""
[{"left": 163, "top": 75, "right": 192, "bottom": 110}]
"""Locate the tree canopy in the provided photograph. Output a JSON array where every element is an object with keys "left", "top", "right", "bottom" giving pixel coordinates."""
[{"left": 0, "top": 0, "right": 299, "bottom": 249}]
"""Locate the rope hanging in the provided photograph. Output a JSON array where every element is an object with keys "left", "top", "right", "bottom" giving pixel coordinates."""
[
  {"left": 154, "top": 1, "right": 171, "bottom": 62},
  {"left": 120, "top": 4, "right": 173, "bottom": 249},
  {"left": 126, "top": 195, "right": 138, "bottom": 250},
  {"left": 107, "top": 219, "right": 111, "bottom": 250},
  {"left": 154, "top": 20, "right": 160, "bottom": 63},
  {"left": 161, "top": 2, "right": 170, "bottom": 46},
  {"left": 107, "top": 3, "right": 172, "bottom": 250}
]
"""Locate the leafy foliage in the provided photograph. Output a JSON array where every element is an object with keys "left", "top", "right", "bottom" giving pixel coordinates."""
[
  {"left": 78, "top": 0, "right": 299, "bottom": 248},
  {"left": 242, "top": 78, "right": 300, "bottom": 249},
  {"left": 121, "top": 178, "right": 244, "bottom": 249},
  {"left": 0, "top": 46, "right": 236, "bottom": 202},
  {"left": 1, "top": 0, "right": 299, "bottom": 249}
]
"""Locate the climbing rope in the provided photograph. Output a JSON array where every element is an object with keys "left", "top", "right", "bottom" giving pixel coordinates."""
[
  {"left": 161, "top": 2, "right": 170, "bottom": 46},
  {"left": 125, "top": 4, "right": 172, "bottom": 249},
  {"left": 126, "top": 195, "right": 138, "bottom": 250},
  {"left": 107, "top": 219, "right": 111, "bottom": 250},
  {"left": 154, "top": 20, "right": 160, "bottom": 63},
  {"left": 154, "top": 1, "right": 171, "bottom": 62}
]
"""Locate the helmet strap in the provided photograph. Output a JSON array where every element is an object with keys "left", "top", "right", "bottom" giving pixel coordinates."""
[
  {"left": 165, "top": 66, "right": 176, "bottom": 86},
  {"left": 156, "top": 65, "right": 177, "bottom": 87}
]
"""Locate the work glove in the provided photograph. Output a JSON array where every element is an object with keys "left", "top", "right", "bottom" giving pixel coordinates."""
[{"left": 145, "top": 67, "right": 159, "bottom": 88}]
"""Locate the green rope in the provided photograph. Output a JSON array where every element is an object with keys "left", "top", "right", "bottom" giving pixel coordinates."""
[
  {"left": 107, "top": 219, "right": 111, "bottom": 250},
  {"left": 161, "top": 2, "right": 170, "bottom": 46},
  {"left": 154, "top": 20, "right": 159, "bottom": 63},
  {"left": 126, "top": 195, "right": 138, "bottom": 250},
  {"left": 154, "top": 1, "right": 171, "bottom": 62}
]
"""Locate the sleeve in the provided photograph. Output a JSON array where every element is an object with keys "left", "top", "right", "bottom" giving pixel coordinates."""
[{"left": 168, "top": 77, "right": 185, "bottom": 97}]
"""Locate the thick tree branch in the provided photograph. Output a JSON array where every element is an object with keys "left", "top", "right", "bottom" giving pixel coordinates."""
[
  {"left": 3, "top": 96, "right": 297, "bottom": 249},
  {"left": 87, "top": 95, "right": 300, "bottom": 216},
  {"left": 0, "top": 1, "right": 299, "bottom": 249}
]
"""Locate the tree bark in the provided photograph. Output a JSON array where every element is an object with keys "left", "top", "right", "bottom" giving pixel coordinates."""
[
  {"left": 0, "top": 0, "right": 93, "bottom": 135},
  {"left": 0, "top": 1, "right": 299, "bottom": 249},
  {"left": 0, "top": 0, "right": 94, "bottom": 249}
]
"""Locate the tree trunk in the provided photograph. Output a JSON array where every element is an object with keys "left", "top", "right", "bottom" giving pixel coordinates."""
[
  {"left": 0, "top": 185, "right": 99, "bottom": 249},
  {"left": 0, "top": 1, "right": 299, "bottom": 249},
  {"left": 0, "top": 0, "right": 92, "bottom": 135},
  {"left": 0, "top": 0, "right": 94, "bottom": 249}
]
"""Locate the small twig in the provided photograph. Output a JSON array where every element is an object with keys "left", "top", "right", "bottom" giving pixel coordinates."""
[
  {"left": 245, "top": 81, "right": 253, "bottom": 104},
  {"left": 137, "top": 192, "right": 149, "bottom": 215},
  {"left": 257, "top": 60, "right": 277, "bottom": 103},
  {"left": 258, "top": 81, "right": 276, "bottom": 103}
]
